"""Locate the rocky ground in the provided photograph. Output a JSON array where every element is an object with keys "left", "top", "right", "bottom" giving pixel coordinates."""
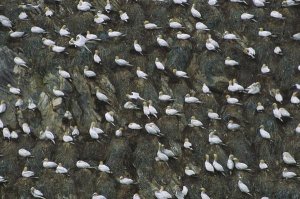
[{"left": 0, "top": 0, "right": 300, "bottom": 198}]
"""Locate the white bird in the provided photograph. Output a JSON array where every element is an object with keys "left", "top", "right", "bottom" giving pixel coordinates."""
[
  {"left": 42, "top": 38, "right": 55, "bottom": 46},
  {"left": 89, "top": 122, "right": 104, "bottom": 141},
  {"left": 119, "top": 176, "right": 134, "bottom": 185},
  {"left": 19, "top": 12, "right": 28, "bottom": 20},
  {"left": 292, "top": 32, "right": 300, "bottom": 40},
  {"left": 18, "top": 148, "right": 33, "bottom": 158},
  {"left": 22, "top": 123, "right": 31, "bottom": 135},
  {"left": 155, "top": 58, "right": 165, "bottom": 70},
  {"left": 92, "top": 193, "right": 107, "bottom": 199},
  {"left": 59, "top": 25, "right": 70, "bottom": 37},
  {"left": 128, "top": 122, "right": 143, "bottom": 130},
  {"left": 76, "top": 160, "right": 92, "bottom": 169},
  {"left": 230, "top": 0, "right": 248, "bottom": 4},
  {"left": 31, "top": 26, "right": 47, "bottom": 34},
  {"left": 213, "top": 154, "right": 225, "bottom": 175},
  {"left": 134, "top": 40, "right": 143, "bottom": 55},
  {"left": 177, "top": 31, "right": 191, "bottom": 40},
  {"left": 206, "top": 34, "right": 219, "bottom": 51},
  {"left": 169, "top": 19, "right": 184, "bottom": 29},
  {"left": 272, "top": 103, "right": 282, "bottom": 121},
  {"left": 223, "top": 31, "right": 239, "bottom": 40},
  {"left": 227, "top": 155, "right": 234, "bottom": 171},
  {"left": 243, "top": 47, "right": 256, "bottom": 58},
  {"left": 56, "top": 163, "right": 68, "bottom": 174},
  {"left": 259, "top": 28, "right": 275, "bottom": 37},
  {"left": 45, "top": 7, "right": 54, "bottom": 17},
  {"left": 157, "top": 35, "right": 170, "bottom": 48},
  {"left": 238, "top": 177, "right": 252, "bottom": 196},
  {"left": 188, "top": 116, "right": 205, "bottom": 128},
  {"left": 207, "top": 109, "right": 221, "bottom": 120},
  {"left": 9, "top": 30, "right": 25, "bottom": 38},
  {"left": 84, "top": 66, "right": 96, "bottom": 78},
  {"left": 253, "top": 0, "right": 268, "bottom": 7},
  {"left": 200, "top": 188, "right": 210, "bottom": 199},
  {"left": 270, "top": 11, "right": 285, "bottom": 19},
  {"left": 191, "top": 4, "right": 201, "bottom": 18},
  {"left": 291, "top": 92, "right": 300, "bottom": 104},
  {"left": 227, "top": 120, "right": 240, "bottom": 131},
  {"left": 209, "top": 130, "right": 224, "bottom": 145},
  {"left": 57, "top": 66, "right": 71, "bottom": 80},
  {"left": 156, "top": 143, "right": 169, "bottom": 162},
  {"left": 259, "top": 125, "right": 271, "bottom": 140},
  {"left": 155, "top": 186, "right": 172, "bottom": 199},
  {"left": 205, "top": 154, "right": 214, "bottom": 173},
  {"left": 2, "top": 128, "right": 10, "bottom": 140},
  {"left": 282, "top": 168, "right": 299, "bottom": 179},
  {"left": 14, "top": 57, "right": 28, "bottom": 68},
  {"left": 127, "top": 92, "right": 144, "bottom": 100},
  {"left": 228, "top": 79, "right": 244, "bottom": 93},
  {"left": 145, "top": 123, "right": 162, "bottom": 136},
  {"left": 184, "top": 138, "right": 193, "bottom": 150},
  {"left": 105, "top": 111, "right": 115, "bottom": 126},
  {"left": 185, "top": 166, "right": 196, "bottom": 176},
  {"left": 53, "top": 86, "right": 64, "bottom": 97},
  {"left": 136, "top": 67, "right": 148, "bottom": 79},
  {"left": 261, "top": 64, "right": 270, "bottom": 74},
  {"left": 124, "top": 101, "right": 139, "bottom": 110},
  {"left": 51, "top": 45, "right": 66, "bottom": 53},
  {"left": 283, "top": 152, "right": 298, "bottom": 165},
  {"left": 233, "top": 158, "right": 251, "bottom": 171},
  {"left": 185, "top": 94, "right": 201, "bottom": 103},
  {"left": 148, "top": 100, "right": 158, "bottom": 118},
  {"left": 173, "top": 69, "right": 189, "bottom": 78},
  {"left": 22, "top": 167, "right": 37, "bottom": 178},
  {"left": 7, "top": 84, "right": 21, "bottom": 95},
  {"left": 115, "top": 56, "right": 133, "bottom": 66},
  {"left": 108, "top": 29, "right": 125, "bottom": 37},
  {"left": 241, "top": 13, "right": 256, "bottom": 22},
  {"left": 115, "top": 127, "right": 123, "bottom": 137},
  {"left": 31, "top": 187, "right": 46, "bottom": 199},
  {"left": 77, "top": 0, "right": 92, "bottom": 11},
  {"left": 105, "top": 0, "right": 112, "bottom": 13},
  {"left": 0, "top": 100, "right": 6, "bottom": 113},
  {"left": 259, "top": 160, "right": 268, "bottom": 170},
  {"left": 295, "top": 123, "right": 300, "bottom": 134},
  {"left": 119, "top": 10, "right": 129, "bottom": 22},
  {"left": 195, "top": 22, "right": 209, "bottom": 31},
  {"left": 274, "top": 46, "right": 283, "bottom": 55},
  {"left": 245, "top": 82, "right": 261, "bottom": 94},
  {"left": 86, "top": 31, "right": 101, "bottom": 41},
  {"left": 44, "top": 126, "right": 55, "bottom": 144},
  {"left": 226, "top": 95, "right": 242, "bottom": 105},
  {"left": 95, "top": 87, "right": 110, "bottom": 104},
  {"left": 144, "top": 21, "right": 161, "bottom": 30},
  {"left": 279, "top": 107, "right": 291, "bottom": 118},
  {"left": 71, "top": 126, "right": 80, "bottom": 137},
  {"left": 175, "top": 186, "right": 188, "bottom": 199},
  {"left": 225, "top": 57, "right": 239, "bottom": 66},
  {"left": 93, "top": 50, "right": 102, "bottom": 64},
  {"left": 43, "top": 158, "right": 58, "bottom": 169},
  {"left": 159, "top": 92, "right": 174, "bottom": 101},
  {"left": 208, "top": 0, "right": 218, "bottom": 6},
  {"left": 166, "top": 106, "right": 181, "bottom": 116},
  {"left": 94, "top": 14, "right": 109, "bottom": 24},
  {"left": 98, "top": 161, "right": 112, "bottom": 173},
  {"left": 202, "top": 83, "right": 211, "bottom": 94}
]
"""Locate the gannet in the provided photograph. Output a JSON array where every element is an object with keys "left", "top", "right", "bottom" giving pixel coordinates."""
[
  {"left": 185, "top": 94, "right": 201, "bottom": 103},
  {"left": 209, "top": 130, "right": 224, "bottom": 145},
  {"left": 155, "top": 186, "right": 172, "bottom": 199},
  {"left": 94, "top": 15, "right": 107, "bottom": 24},
  {"left": 43, "top": 158, "right": 58, "bottom": 169},
  {"left": 19, "top": 12, "right": 28, "bottom": 20},
  {"left": 92, "top": 193, "right": 107, "bottom": 199},
  {"left": 295, "top": 124, "right": 300, "bottom": 134},
  {"left": 124, "top": 101, "right": 139, "bottom": 109},
  {"left": 259, "top": 160, "right": 268, "bottom": 170},
  {"left": 115, "top": 56, "right": 133, "bottom": 66},
  {"left": 205, "top": 154, "right": 214, "bottom": 173},
  {"left": 206, "top": 34, "right": 219, "bottom": 51},
  {"left": 195, "top": 22, "right": 209, "bottom": 31},
  {"left": 282, "top": 168, "right": 299, "bottom": 179},
  {"left": 31, "top": 187, "right": 45, "bottom": 199},
  {"left": 155, "top": 58, "right": 165, "bottom": 70},
  {"left": 59, "top": 25, "right": 70, "bottom": 37},
  {"left": 213, "top": 154, "right": 225, "bottom": 175},
  {"left": 173, "top": 69, "right": 189, "bottom": 78},
  {"left": 245, "top": 82, "right": 261, "bottom": 94},
  {"left": 0, "top": 100, "right": 6, "bottom": 113},
  {"left": 243, "top": 47, "right": 256, "bottom": 58},
  {"left": 156, "top": 143, "right": 169, "bottom": 162},
  {"left": 137, "top": 67, "right": 148, "bottom": 79},
  {"left": 282, "top": 0, "right": 300, "bottom": 7},
  {"left": 185, "top": 166, "right": 196, "bottom": 176},
  {"left": 128, "top": 122, "right": 142, "bottom": 130},
  {"left": 50, "top": 45, "right": 66, "bottom": 53},
  {"left": 14, "top": 57, "right": 28, "bottom": 68},
  {"left": 95, "top": 87, "right": 110, "bottom": 104},
  {"left": 127, "top": 92, "right": 144, "bottom": 100},
  {"left": 144, "top": 21, "right": 161, "bottom": 29},
  {"left": 233, "top": 158, "right": 251, "bottom": 171},
  {"left": 0, "top": 18, "right": 12, "bottom": 28},
  {"left": 86, "top": 31, "right": 101, "bottom": 41},
  {"left": 227, "top": 154, "right": 234, "bottom": 172},
  {"left": 169, "top": 19, "right": 184, "bottom": 29},
  {"left": 76, "top": 160, "right": 93, "bottom": 169},
  {"left": 77, "top": 0, "right": 92, "bottom": 11},
  {"left": 271, "top": 89, "right": 282, "bottom": 103},
  {"left": 0, "top": 119, "right": 3, "bottom": 129},
  {"left": 63, "top": 132, "right": 74, "bottom": 144},
  {"left": 207, "top": 109, "right": 221, "bottom": 120},
  {"left": 2, "top": 128, "right": 10, "bottom": 140},
  {"left": 292, "top": 33, "right": 300, "bottom": 40},
  {"left": 208, "top": 0, "right": 219, "bottom": 6},
  {"left": 161, "top": 144, "right": 177, "bottom": 159},
  {"left": 261, "top": 64, "right": 270, "bottom": 74},
  {"left": 228, "top": 79, "right": 244, "bottom": 92},
  {"left": 42, "top": 38, "right": 55, "bottom": 46},
  {"left": 259, "top": 28, "right": 275, "bottom": 37},
  {"left": 188, "top": 116, "right": 204, "bottom": 128},
  {"left": 184, "top": 138, "right": 193, "bottom": 150},
  {"left": 119, "top": 176, "right": 134, "bottom": 185},
  {"left": 274, "top": 46, "right": 283, "bottom": 55},
  {"left": 270, "top": 11, "right": 285, "bottom": 19},
  {"left": 115, "top": 127, "right": 123, "bottom": 137},
  {"left": 259, "top": 125, "right": 271, "bottom": 140},
  {"left": 159, "top": 92, "right": 174, "bottom": 101},
  {"left": 223, "top": 31, "right": 239, "bottom": 40},
  {"left": 22, "top": 123, "right": 31, "bottom": 135},
  {"left": 98, "top": 161, "right": 112, "bottom": 173},
  {"left": 56, "top": 163, "right": 68, "bottom": 174},
  {"left": 45, "top": 7, "right": 54, "bottom": 17},
  {"left": 202, "top": 83, "right": 211, "bottom": 94},
  {"left": 64, "top": 111, "right": 73, "bottom": 120},
  {"left": 279, "top": 107, "right": 291, "bottom": 118},
  {"left": 93, "top": 50, "right": 102, "bottom": 64},
  {"left": 7, "top": 84, "right": 21, "bottom": 95},
  {"left": 290, "top": 92, "right": 300, "bottom": 104},
  {"left": 133, "top": 193, "right": 141, "bottom": 199},
  {"left": 134, "top": 40, "right": 143, "bottom": 55},
  {"left": 145, "top": 123, "right": 162, "bottom": 136},
  {"left": 175, "top": 186, "right": 188, "bottom": 199},
  {"left": 230, "top": 0, "right": 247, "bottom": 4},
  {"left": 227, "top": 120, "right": 240, "bottom": 131},
  {"left": 108, "top": 29, "right": 125, "bottom": 37},
  {"left": 15, "top": 97, "right": 23, "bottom": 108},
  {"left": 272, "top": 103, "right": 282, "bottom": 121},
  {"left": 53, "top": 86, "right": 65, "bottom": 97},
  {"left": 166, "top": 106, "right": 181, "bottom": 116},
  {"left": 89, "top": 122, "right": 104, "bottom": 140},
  {"left": 69, "top": 35, "right": 91, "bottom": 52},
  {"left": 22, "top": 166, "right": 37, "bottom": 178},
  {"left": 44, "top": 126, "right": 55, "bottom": 144},
  {"left": 253, "top": 0, "right": 268, "bottom": 7},
  {"left": 148, "top": 100, "right": 158, "bottom": 118},
  {"left": 191, "top": 4, "right": 201, "bottom": 18},
  {"left": 0, "top": 176, "right": 7, "bottom": 183},
  {"left": 84, "top": 66, "right": 96, "bottom": 77},
  {"left": 241, "top": 13, "right": 257, "bottom": 22},
  {"left": 71, "top": 126, "right": 80, "bottom": 137},
  {"left": 31, "top": 26, "right": 47, "bottom": 34},
  {"left": 105, "top": 111, "right": 115, "bottom": 126},
  {"left": 157, "top": 35, "right": 170, "bottom": 48},
  {"left": 283, "top": 152, "right": 298, "bottom": 165},
  {"left": 19, "top": 148, "right": 33, "bottom": 157},
  {"left": 177, "top": 31, "right": 191, "bottom": 40},
  {"left": 105, "top": 0, "right": 112, "bottom": 13},
  {"left": 225, "top": 57, "right": 239, "bottom": 66},
  {"left": 119, "top": 10, "right": 129, "bottom": 22},
  {"left": 226, "top": 95, "right": 242, "bottom": 105},
  {"left": 9, "top": 30, "right": 25, "bottom": 38},
  {"left": 238, "top": 176, "right": 252, "bottom": 196},
  {"left": 200, "top": 188, "right": 210, "bottom": 199}
]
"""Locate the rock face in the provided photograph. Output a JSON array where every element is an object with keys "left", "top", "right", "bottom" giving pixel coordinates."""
[{"left": 0, "top": 0, "right": 300, "bottom": 199}]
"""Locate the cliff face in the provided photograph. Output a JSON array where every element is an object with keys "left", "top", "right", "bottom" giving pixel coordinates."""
[{"left": 0, "top": 0, "right": 300, "bottom": 198}]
